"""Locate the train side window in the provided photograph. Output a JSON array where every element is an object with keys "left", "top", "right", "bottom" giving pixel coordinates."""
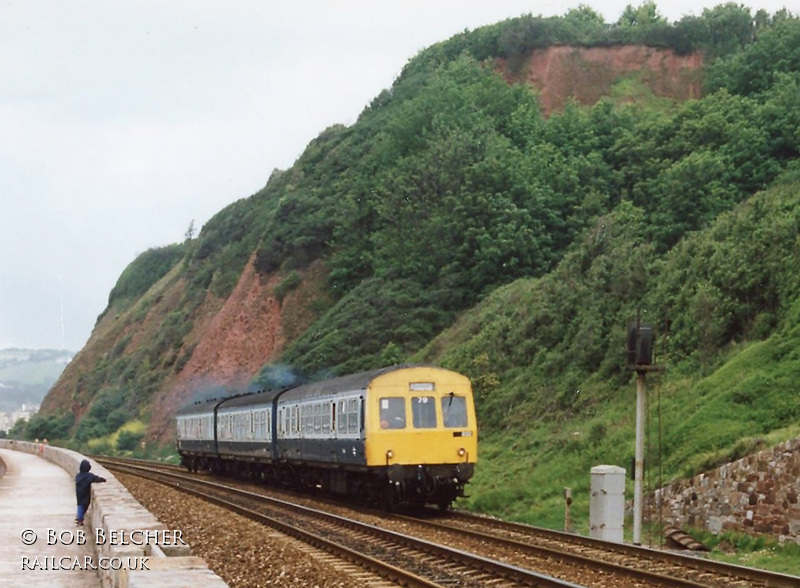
[
  {"left": 313, "top": 403, "right": 322, "bottom": 434},
  {"left": 441, "top": 395, "right": 468, "bottom": 428},
  {"left": 411, "top": 396, "right": 437, "bottom": 429},
  {"left": 347, "top": 399, "right": 359, "bottom": 434},
  {"left": 380, "top": 397, "right": 406, "bottom": 429},
  {"left": 321, "top": 401, "right": 330, "bottom": 434}
]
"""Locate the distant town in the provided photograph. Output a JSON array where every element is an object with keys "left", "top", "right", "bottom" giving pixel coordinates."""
[
  {"left": 0, "top": 348, "right": 72, "bottom": 434},
  {"left": 0, "top": 403, "right": 38, "bottom": 434}
]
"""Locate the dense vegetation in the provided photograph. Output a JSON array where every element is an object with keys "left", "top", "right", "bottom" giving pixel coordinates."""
[
  {"left": 415, "top": 178, "right": 800, "bottom": 516},
  {"left": 262, "top": 4, "right": 799, "bottom": 376},
  {"left": 17, "top": 4, "right": 800, "bottom": 565}
]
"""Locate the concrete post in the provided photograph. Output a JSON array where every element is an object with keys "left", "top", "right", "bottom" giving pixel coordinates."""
[{"left": 590, "top": 464, "right": 626, "bottom": 543}]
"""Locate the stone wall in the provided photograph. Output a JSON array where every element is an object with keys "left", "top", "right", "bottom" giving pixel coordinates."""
[{"left": 655, "top": 437, "right": 800, "bottom": 544}]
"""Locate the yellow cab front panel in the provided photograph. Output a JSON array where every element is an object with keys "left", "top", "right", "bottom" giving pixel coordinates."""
[{"left": 364, "top": 366, "right": 478, "bottom": 468}]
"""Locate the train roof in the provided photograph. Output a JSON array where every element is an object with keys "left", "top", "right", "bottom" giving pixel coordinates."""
[
  {"left": 278, "top": 364, "right": 452, "bottom": 402},
  {"left": 217, "top": 388, "right": 283, "bottom": 410},
  {"left": 176, "top": 388, "right": 283, "bottom": 416},
  {"left": 175, "top": 365, "right": 459, "bottom": 415}
]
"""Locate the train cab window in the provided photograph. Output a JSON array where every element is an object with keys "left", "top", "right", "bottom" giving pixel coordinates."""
[
  {"left": 411, "top": 396, "right": 437, "bottom": 429},
  {"left": 441, "top": 394, "right": 468, "bottom": 428},
  {"left": 379, "top": 397, "right": 406, "bottom": 429}
]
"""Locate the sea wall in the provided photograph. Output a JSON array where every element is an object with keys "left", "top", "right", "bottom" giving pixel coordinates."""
[{"left": 0, "top": 440, "right": 228, "bottom": 587}]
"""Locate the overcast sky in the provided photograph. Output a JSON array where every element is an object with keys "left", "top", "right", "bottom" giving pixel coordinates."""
[{"left": 0, "top": 1, "right": 792, "bottom": 352}]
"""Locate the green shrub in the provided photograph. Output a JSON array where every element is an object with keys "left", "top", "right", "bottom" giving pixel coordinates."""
[{"left": 116, "top": 430, "right": 145, "bottom": 452}]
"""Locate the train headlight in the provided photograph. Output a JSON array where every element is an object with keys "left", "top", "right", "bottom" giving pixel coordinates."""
[{"left": 457, "top": 447, "right": 466, "bottom": 457}]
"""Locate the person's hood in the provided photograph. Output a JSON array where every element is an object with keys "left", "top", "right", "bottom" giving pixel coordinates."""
[{"left": 80, "top": 459, "right": 91, "bottom": 473}]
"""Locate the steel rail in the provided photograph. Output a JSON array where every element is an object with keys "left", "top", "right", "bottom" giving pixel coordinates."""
[{"left": 446, "top": 510, "right": 800, "bottom": 588}]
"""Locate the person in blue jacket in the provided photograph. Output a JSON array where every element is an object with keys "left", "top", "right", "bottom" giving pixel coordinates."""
[{"left": 75, "top": 459, "right": 106, "bottom": 526}]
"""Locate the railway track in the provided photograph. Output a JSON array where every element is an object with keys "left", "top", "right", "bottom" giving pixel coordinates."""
[
  {"left": 100, "top": 457, "right": 582, "bottom": 587},
  {"left": 100, "top": 457, "right": 800, "bottom": 588}
]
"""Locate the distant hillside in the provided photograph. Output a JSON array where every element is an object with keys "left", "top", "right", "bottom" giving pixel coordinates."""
[{"left": 0, "top": 349, "right": 73, "bottom": 411}]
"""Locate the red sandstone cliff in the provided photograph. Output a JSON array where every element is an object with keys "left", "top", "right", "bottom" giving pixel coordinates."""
[{"left": 498, "top": 45, "right": 703, "bottom": 115}]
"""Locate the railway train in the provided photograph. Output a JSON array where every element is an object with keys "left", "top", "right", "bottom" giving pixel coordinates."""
[{"left": 176, "top": 364, "right": 478, "bottom": 510}]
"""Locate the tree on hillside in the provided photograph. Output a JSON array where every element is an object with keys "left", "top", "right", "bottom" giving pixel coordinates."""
[{"left": 617, "top": 2, "right": 666, "bottom": 27}]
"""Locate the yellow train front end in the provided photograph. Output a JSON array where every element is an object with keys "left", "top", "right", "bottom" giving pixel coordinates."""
[{"left": 364, "top": 365, "right": 478, "bottom": 510}]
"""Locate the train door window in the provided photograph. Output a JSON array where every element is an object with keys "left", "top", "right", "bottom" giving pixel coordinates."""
[
  {"left": 380, "top": 397, "right": 406, "bottom": 429},
  {"left": 441, "top": 394, "right": 468, "bottom": 428},
  {"left": 411, "top": 396, "right": 437, "bottom": 429},
  {"left": 337, "top": 400, "right": 347, "bottom": 434},
  {"left": 326, "top": 401, "right": 334, "bottom": 435}
]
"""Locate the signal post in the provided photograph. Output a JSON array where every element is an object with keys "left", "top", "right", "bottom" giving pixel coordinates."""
[{"left": 626, "top": 322, "right": 660, "bottom": 546}]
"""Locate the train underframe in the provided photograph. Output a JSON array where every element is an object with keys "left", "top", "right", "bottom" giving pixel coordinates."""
[{"left": 179, "top": 451, "right": 474, "bottom": 511}]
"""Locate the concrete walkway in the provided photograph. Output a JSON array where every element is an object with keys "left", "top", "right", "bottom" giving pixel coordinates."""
[{"left": 0, "top": 448, "right": 101, "bottom": 587}]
